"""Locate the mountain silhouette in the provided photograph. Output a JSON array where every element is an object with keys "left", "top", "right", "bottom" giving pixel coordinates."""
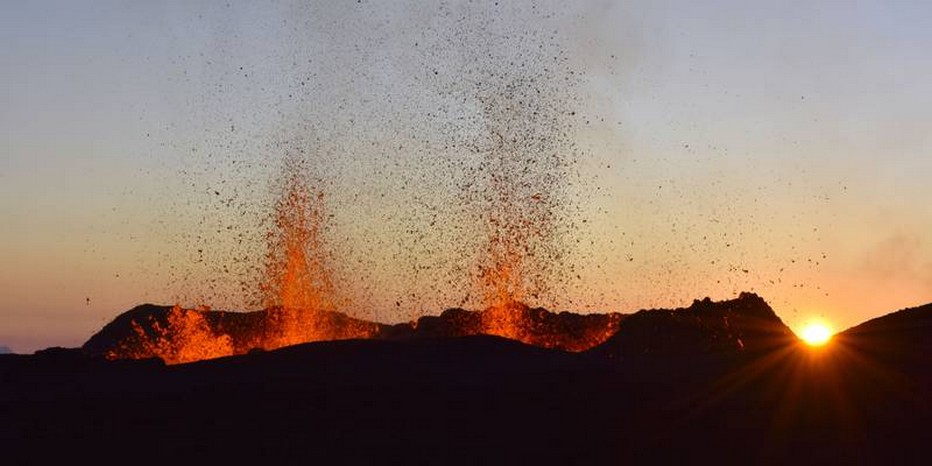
[
  {"left": 82, "top": 304, "right": 387, "bottom": 358},
  {"left": 588, "top": 292, "right": 796, "bottom": 359},
  {"left": 83, "top": 302, "right": 625, "bottom": 360},
  {"left": 5, "top": 294, "right": 932, "bottom": 464},
  {"left": 836, "top": 302, "right": 932, "bottom": 356},
  {"left": 0, "top": 345, "right": 11, "bottom": 354},
  {"left": 831, "top": 302, "right": 932, "bottom": 382}
]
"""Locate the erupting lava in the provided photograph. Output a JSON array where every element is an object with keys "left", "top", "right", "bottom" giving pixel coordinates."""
[
  {"left": 111, "top": 150, "right": 376, "bottom": 363},
  {"left": 260, "top": 155, "right": 345, "bottom": 349},
  {"left": 461, "top": 61, "right": 576, "bottom": 344},
  {"left": 100, "top": 6, "right": 594, "bottom": 364},
  {"left": 257, "top": 149, "right": 377, "bottom": 349},
  {"left": 477, "top": 165, "right": 559, "bottom": 343},
  {"left": 121, "top": 305, "right": 233, "bottom": 365},
  {"left": 477, "top": 141, "right": 542, "bottom": 341},
  {"left": 422, "top": 6, "right": 582, "bottom": 344}
]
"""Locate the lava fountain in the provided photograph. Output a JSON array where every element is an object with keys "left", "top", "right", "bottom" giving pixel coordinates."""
[
  {"left": 107, "top": 147, "right": 377, "bottom": 363},
  {"left": 260, "top": 151, "right": 340, "bottom": 349},
  {"left": 437, "top": 28, "right": 580, "bottom": 342},
  {"left": 476, "top": 130, "right": 553, "bottom": 342},
  {"left": 475, "top": 126, "right": 568, "bottom": 343},
  {"left": 94, "top": 4, "right": 602, "bottom": 363}
]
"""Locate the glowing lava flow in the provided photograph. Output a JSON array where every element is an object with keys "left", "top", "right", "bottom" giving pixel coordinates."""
[
  {"left": 441, "top": 20, "right": 578, "bottom": 343},
  {"left": 112, "top": 152, "right": 374, "bottom": 364},
  {"left": 478, "top": 162, "right": 531, "bottom": 341},
  {"left": 473, "top": 143, "right": 570, "bottom": 345},
  {"left": 122, "top": 305, "right": 234, "bottom": 365},
  {"left": 261, "top": 165, "right": 335, "bottom": 349},
  {"left": 259, "top": 153, "right": 375, "bottom": 349}
]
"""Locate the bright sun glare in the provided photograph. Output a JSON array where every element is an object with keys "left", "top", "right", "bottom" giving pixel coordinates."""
[{"left": 800, "top": 321, "right": 833, "bottom": 346}]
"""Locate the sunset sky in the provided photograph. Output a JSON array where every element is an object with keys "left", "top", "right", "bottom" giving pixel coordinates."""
[{"left": 2, "top": 0, "right": 931, "bottom": 353}]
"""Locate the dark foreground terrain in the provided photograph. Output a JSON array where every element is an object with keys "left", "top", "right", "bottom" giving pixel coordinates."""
[{"left": 2, "top": 294, "right": 932, "bottom": 465}]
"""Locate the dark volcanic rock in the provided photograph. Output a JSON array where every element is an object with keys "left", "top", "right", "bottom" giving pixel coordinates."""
[
  {"left": 82, "top": 304, "right": 389, "bottom": 360},
  {"left": 83, "top": 304, "right": 173, "bottom": 356},
  {"left": 384, "top": 304, "right": 625, "bottom": 352},
  {"left": 8, "top": 296, "right": 932, "bottom": 464},
  {"left": 840, "top": 302, "right": 932, "bottom": 345},
  {"left": 6, "top": 299, "right": 932, "bottom": 465},
  {"left": 83, "top": 303, "right": 625, "bottom": 361},
  {"left": 588, "top": 292, "right": 796, "bottom": 359},
  {"left": 836, "top": 302, "right": 932, "bottom": 368}
]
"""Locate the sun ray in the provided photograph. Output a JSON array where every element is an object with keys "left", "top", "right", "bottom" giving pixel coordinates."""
[{"left": 800, "top": 321, "right": 833, "bottom": 346}]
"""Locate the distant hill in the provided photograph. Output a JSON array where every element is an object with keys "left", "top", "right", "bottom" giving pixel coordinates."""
[
  {"left": 587, "top": 292, "right": 796, "bottom": 360},
  {"left": 835, "top": 302, "right": 932, "bottom": 369},
  {"left": 839, "top": 301, "right": 932, "bottom": 344},
  {"left": 0, "top": 345, "right": 12, "bottom": 354},
  {"left": 83, "top": 294, "right": 795, "bottom": 364}
]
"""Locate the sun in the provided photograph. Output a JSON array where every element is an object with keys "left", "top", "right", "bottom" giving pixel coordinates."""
[{"left": 799, "top": 321, "right": 833, "bottom": 346}]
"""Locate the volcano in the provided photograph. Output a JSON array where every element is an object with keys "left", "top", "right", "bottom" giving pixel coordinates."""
[
  {"left": 84, "top": 293, "right": 790, "bottom": 364},
  {"left": 83, "top": 301, "right": 626, "bottom": 363},
  {"left": 4, "top": 294, "right": 932, "bottom": 464},
  {"left": 588, "top": 292, "right": 796, "bottom": 359}
]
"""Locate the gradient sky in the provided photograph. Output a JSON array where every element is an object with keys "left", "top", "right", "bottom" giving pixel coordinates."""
[{"left": 2, "top": 0, "right": 930, "bottom": 353}]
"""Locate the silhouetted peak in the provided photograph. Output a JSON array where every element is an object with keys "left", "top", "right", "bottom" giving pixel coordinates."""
[
  {"left": 439, "top": 307, "right": 472, "bottom": 320},
  {"left": 735, "top": 291, "right": 772, "bottom": 310},
  {"left": 691, "top": 296, "right": 714, "bottom": 308},
  {"left": 690, "top": 291, "right": 763, "bottom": 307},
  {"left": 842, "top": 302, "right": 932, "bottom": 336},
  {"left": 836, "top": 302, "right": 932, "bottom": 363},
  {"left": 82, "top": 304, "right": 174, "bottom": 357},
  {"left": 589, "top": 293, "right": 794, "bottom": 359}
]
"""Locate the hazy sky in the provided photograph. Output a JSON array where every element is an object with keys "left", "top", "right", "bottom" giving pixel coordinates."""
[{"left": 2, "top": 0, "right": 931, "bottom": 353}]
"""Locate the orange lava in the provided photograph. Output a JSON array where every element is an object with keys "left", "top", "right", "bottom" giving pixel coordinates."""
[
  {"left": 260, "top": 166, "right": 339, "bottom": 350},
  {"left": 475, "top": 135, "right": 552, "bottom": 342},
  {"left": 111, "top": 154, "right": 376, "bottom": 364},
  {"left": 480, "top": 220, "right": 526, "bottom": 340},
  {"left": 117, "top": 305, "right": 234, "bottom": 365},
  {"left": 258, "top": 152, "right": 380, "bottom": 350}
]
